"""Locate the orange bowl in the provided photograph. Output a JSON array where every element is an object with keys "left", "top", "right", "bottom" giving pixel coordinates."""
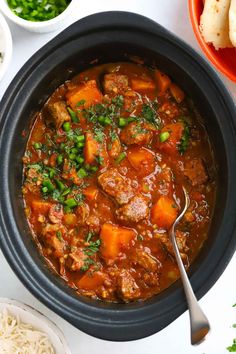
[{"left": 188, "top": 0, "right": 236, "bottom": 82}]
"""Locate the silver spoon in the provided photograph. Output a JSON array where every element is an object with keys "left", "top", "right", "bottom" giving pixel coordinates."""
[{"left": 170, "top": 186, "right": 210, "bottom": 345}]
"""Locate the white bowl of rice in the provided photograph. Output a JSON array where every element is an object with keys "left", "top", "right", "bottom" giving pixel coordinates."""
[{"left": 0, "top": 298, "right": 71, "bottom": 354}]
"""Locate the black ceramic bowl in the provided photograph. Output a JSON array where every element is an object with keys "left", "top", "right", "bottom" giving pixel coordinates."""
[{"left": 0, "top": 12, "right": 236, "bottom": 341}]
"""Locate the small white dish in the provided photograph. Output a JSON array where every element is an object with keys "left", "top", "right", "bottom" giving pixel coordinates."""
[
  {"left": 0, "top": 0, "right": 76, "bottom": 33},
  {"left": 0, "top": 11, "right": 12, "bottom": 82},
  {"left": 0, "top": 298, "right": 71, "bottom": 354}
]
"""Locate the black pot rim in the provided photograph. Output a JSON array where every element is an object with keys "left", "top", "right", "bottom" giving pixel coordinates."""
[{"left": 0, "top": 11, "right": 236, "bottom": 341}]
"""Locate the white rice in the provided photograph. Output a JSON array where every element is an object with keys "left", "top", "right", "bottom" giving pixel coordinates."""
[{"left": 0, "top": 309, "right": 55, "bottom": 354}]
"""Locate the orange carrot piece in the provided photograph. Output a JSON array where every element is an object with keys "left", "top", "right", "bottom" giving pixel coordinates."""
[
  {"left": 66, "top": 80, "right": 103, "bottom": 109},
  {"left": 127, "top": 147, "right": 155, "bottom": 175},
  {"left": 169, "top": 83, "right": 185, "bottom": 103},
  {"left": 78, "top": 271, "right": 106, "bottom": 290},
  {"left": 84, "top": 132, "right": 99, "bottom": 164},
  {"left": 151, "top": 196, "right": 178, "bottom": 229},
  {"left": 83, "top": 186, "right": 99, "bottom": 201},
  {"left": 154, "top": 69, "right": 171, "bottom": 94},
  {"left": 100, "top": 223, "right": 136, "bottom": 260}
]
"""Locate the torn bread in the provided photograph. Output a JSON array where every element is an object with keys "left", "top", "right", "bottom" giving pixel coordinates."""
[
  {"left": 200, "top": 0, "right": 233, "bottom": 50},
  {"left": 229, "top": 0, "right": 236, "bottom": 47}
]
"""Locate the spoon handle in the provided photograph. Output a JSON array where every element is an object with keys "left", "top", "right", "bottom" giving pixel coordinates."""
[{"left": 171, "top": 235, "right": 210, "bottom": 345}]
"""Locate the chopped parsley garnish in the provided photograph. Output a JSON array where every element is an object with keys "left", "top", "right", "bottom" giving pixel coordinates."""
[
  {"left": 80, "top": 258, "right": 96, "bottom": 272},
  {"left": 84, "top": 239, "right": 101, "bottom": 256},
  {"left": 96, "top": 155, "right": 104, "bottom": 166},
  {"left": 76, "top": 99, "right": 86, "bottom": 107},
  {"left": 93, "top": 127, "right": 105, "bottom": 143},
  {"left": 178, "top": 122, "right": 190, "bottom": 155},
  {"left": 227, "top": 339, "right": 236, "bottom": 352},
  {"left": 141, "top": 103, "right": 160, "bottom": 127},
  {"left": 75, "top": 193, "right": 85, "bottom": 205},
  {"left": 56, "top": 231, "right": 63, "bottom": 241}
]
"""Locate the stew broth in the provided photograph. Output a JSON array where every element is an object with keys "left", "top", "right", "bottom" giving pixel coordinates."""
[{"left": 22, "top": 62, "right": 216, "bottom": 302}]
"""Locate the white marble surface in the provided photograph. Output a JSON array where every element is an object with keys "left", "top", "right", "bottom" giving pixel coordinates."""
[{"left": 0, "top": 1, "right": 236, "bottom": 353}]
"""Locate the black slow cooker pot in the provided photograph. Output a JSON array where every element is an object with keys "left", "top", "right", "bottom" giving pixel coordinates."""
[{"left": 0, "top": 12, "right": 236, "bottom": 341}]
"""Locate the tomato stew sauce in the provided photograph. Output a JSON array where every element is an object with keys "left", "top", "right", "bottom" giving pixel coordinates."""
[{"left": 22, "top": 62, "right": 216, "bottom": 302}]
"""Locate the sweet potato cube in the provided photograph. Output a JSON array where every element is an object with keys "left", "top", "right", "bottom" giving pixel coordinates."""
[
  {"left": 127, "top": 147, "right": 155, "bottom": 176},
  {"left": 83, "top": 186, "right": 99, "bottom": 201},
  {"left": 151, "top": 196, "right": 178, "bottom": 229},
  {"left": 131, "top": 78, "right": 156, "bottom": 91},
  {"left": 78, "top": 271, "right": 106, "bottom": 290},
  {"left": 100, "top": 223, "right": 136, "bottom": 260},
  {"left": 170, "top": 83, "right": 185, "bottom": 103},
  {"left": 84, "top": 132, "right": 99, "bottom": 164},
  {"left": 66, "top": 80, "right": 103, "bottom": 109},
  {"left": 159, "top": 122, "right": 184, "bottom": 155},
  {"left": 31, "top": 200, "right": 52, "bottom": 214},
  {"left": 154, "top": 69, "right": 171, "bottom": 94}
]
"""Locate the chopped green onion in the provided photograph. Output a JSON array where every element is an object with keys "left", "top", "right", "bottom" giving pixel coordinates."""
[
  {"left": 98, "top": 116, "right": 112, "bottom": 126},
  {"left": 118, "top": 118, "right": 127, "bottom": 127},
  {"left": 33, "top": 142, "right": 42, "bottom": 150},
  {"left": 159, "top": 132, "right": 170, "bottom": 143},
  {"left": 115, "top": 152, "right": 126, "bottom": 164},
  {"left": 55, "top": 180, "right": 65, "bottom": 191},
  {"left": 67, "top": 107, "right": 79, "bottom": 123},
  {"left": 78, "top": 167, "right": 88, "bottom": 178},
  {"left": 61, "top": 188, "right": 71, "bottom": 197},
  {"left": 57, "top": 154, "right": 63, "bottom": 165},
  {"left": 75, "top": 135, "right": 85, "bottom": 143},
  {"left": 90, "top": 166, "right": 98, "bottom": 173},
  {"left": 48, "top": 168, "right": 56, "bottom": 179},
  {"left": 64, "top": 198, "right": 78, "bottom": 208},
  {"left": 7, "top": 0, "right": 71, "bottom": 22},
  {"left": 71, "top": 148, "right": 79, "bottom": 154},
  {"left": 76, "top": 141, "right": 85, "bottom": 149},
  {"left": 63, "top": 122, "right": 71, "bottom": 132},
  {"left": 69, "top": 153, "right": 76, "bottom": 160},
  {"left": 42, "top": 186, "right": 48, "bottom": 194},
  {"left": 60, "top": 142, "right": 66, "bottom": 150},
  {"left": 76, "top": 156, "right": 84, "bottom": 164},
  {"left": 42, "top": 180, "right": 55, "bottom": 193}
]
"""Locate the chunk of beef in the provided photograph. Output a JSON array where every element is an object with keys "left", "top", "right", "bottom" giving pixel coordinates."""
[
  {"left": 116, "top": 195, "right": 149, "bottom": 222},
  {"left": 133, "top": 249, "right": 159, "bottom": 272},
  {"left": 45, "top": 101, "right": 70, "bottom": 129},
  {"left": 23, "top": 167, "right": 43, "bottom": 193},
  {"left": 62, "top": 159, "right": 83, "bottom": 185},
  {"left": 158, "top": 230, "right": 189, "bottom": 259},
  {"left": 66, "top": 248, "right": 87, "bottom": 271},
  {"left": 143, "top": 273, "right": 159, "bottom": 287},
  {"left": 120, "top": 121, "right": 154, "bottom": 146},
  {"left": 48, "top": 204, "right": 64, "bottom": 224},
  {"left": 184, "top": 158, "right": 208, "bottom": 186},
  {"left": 103, "top": 74, "right": 129, "bottom": 94},
  {"left": 117, "top": 269, "right": 141, "bottom": 301},
  {"left": 41, "top": 224, "right": 66, "bottom": 258},
  {"left": 98, "top": 168, "right": 134, "bottom": 204},
  {"left": 76, "top": 203, "right": 90, "bottom": 225}
]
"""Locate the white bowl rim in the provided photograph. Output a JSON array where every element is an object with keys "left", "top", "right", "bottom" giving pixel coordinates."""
[
  {"left": 0, "top": 0, "right": 76, "bottom": 28},
  {"left": 0, "top": 297, "right": 72, "bottom": 354},
  {"left": 0, "top": 11, "right": 12, "bottom": 82}
]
